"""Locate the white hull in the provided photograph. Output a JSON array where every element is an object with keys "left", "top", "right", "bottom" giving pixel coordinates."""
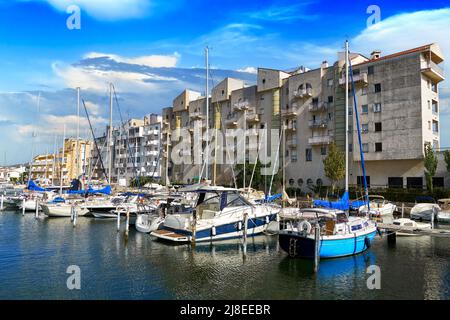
[
  {"left": 135, "top": 214, "right": 165, "bottom": 233},
  {"left": 42, "top": 204, "right": 89, "bottom": 217},
  {"left": 437, "top": 211, "right": 450, "bottom": 223},
  {"left": 410, "top": 203, "right": 439, "bottom": 221}
]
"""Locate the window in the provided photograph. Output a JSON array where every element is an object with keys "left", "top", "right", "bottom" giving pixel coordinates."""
[
  {"left": 433, "top": 177, "right": 444, "bottom": 188},
  {"left": 357, "top": 176, "right": 371, "bottom": 187},
  {"left": 407, "top": 177, "right": 423, "bottom": 189},
  {"left": 320, "top": 146, "right": 327, "bottom": 155},
  {"left": 306, "top": 178, "right": 313, "bottom": 187},
  {"left": 221, "top": 90, "right": 225, "bottom": 95},
  {"left": 316, "top": 179, "right": 323, "bottom": 187},
  {"left": 361, "top": 86, "right": 367, "bottom": 95},
  {"left": 373, "top": 103, "right": 382, "bottom": 113},
  {"left": 374, "top": 83, "right": 381, "bottom": 93},
  {"left": 388, "top": 177, "right": 403, "bottom": 188},
  {"left": 352, "top": 69, "right": 360, "bottom": 75},
  {"left": 375, "top": 142, "right": 382, "bottom": 152},
  {"left": 289, "top": 178, "right": 295, "bottom": 186},
  {"left": 328, "top": 96, "right": 333, "bottom": 103},
  {"left": 262, "top": 78, "right": 266, "bottom": 84},
  {"left": 428, "top": 121, "right": 431, "bottom": 130},
  {"left": 431, "top": 82, "right": 438, "bottom": 93},
  {"left": 433, "top": 140, "right": 439, "bottom": 150},
  {"left": 327, "top": 79, "right": 333, "bottom": 87},
  {"left": 428, "top": 100, "right": 431, "bottom": 110},
  {"left": 432, "top": 120, "right": 439, "bottom": 133},
  {"left": 375, "top": 122, "right": 382, "bottom": 132},
  {"left": 297, "top": 178, "right": 303, "bottom": 187},
  {"left": 312, "top": 98, "right": 319, "bottom": 106},
  {"left": 432, "top": 100, "right": 438, "bottom": 114},
  {"left": 306, "top": 148, "right": 312, "bottom": 161},
  {"left": 361, "top": 104, "right": 368, "bottom": 114},
  {"left": 362, "top": 143, "right": 369, "bottom": 153},
  {"left": 349, "top": 143, "right": 353, "bottom": 152},
  {"left": 291, "top": 151, "right": 297, "bottom": 162},
  {"left": 361, "top": 124, "right": 369, "bottom": 133},
  {"left": 368, "top": 66, "right": 374, "bottom": 75}
]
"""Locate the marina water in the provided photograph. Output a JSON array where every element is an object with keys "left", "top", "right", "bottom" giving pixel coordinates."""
[{"left": 0, "top": 210, "right": 449, "bottom": 300}]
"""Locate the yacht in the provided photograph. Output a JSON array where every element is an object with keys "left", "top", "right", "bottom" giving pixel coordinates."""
[{"left": 151, "top": 186, "right": 280, "bottom": 243}]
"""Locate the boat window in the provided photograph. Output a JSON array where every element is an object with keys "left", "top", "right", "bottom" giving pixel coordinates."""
[
  {"left": 336, "top": 213, "right": 348, "bottom": 223},
  {"left": 351, "top": 224, "right": 362, "bottom": 231},
  {"left": 226, "top": 192, "right": 250, "bottom": 207}
]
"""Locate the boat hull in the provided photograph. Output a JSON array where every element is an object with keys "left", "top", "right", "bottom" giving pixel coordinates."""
[
  {"left": 42, "top": 204, "right": 89, "bottom": 217},
  {"left": 279, "top": 229, "right": 377, "bottom": 259},
  {"left": 152, "top": 213, "right": 277, "bottom": 243}
]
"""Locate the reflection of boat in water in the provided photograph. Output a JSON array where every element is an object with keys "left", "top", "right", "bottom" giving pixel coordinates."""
[{"left": 278, "top": 250, "right": 376, "bottom": 280}]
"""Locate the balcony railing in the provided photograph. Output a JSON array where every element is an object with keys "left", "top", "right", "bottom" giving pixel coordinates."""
[
  {"left": 309, "top": 102, "right": 329, "bottom": 112},
  {"left": 308, "top": 119, "right": 328, "bottom": 128},
  {"left": 287, "top": 139, "right": 297, "bottom": 148},
  {"left": 308, "top": 135, "right": 333, "bottom": 145},
  {"left": 293, "top": 87, "right": 312, "bottom": 99},
  {"left": 246, "top": 111, "right": 260, "bottom": 123},
  {"left": 233, "top": 100, "right": 250, "bottom": 111},
  {"left": 421, "top": 60, "right": 445, "bottom": 82},
  {"left": 281, "top": 106, "right": 298, "bottom": 118},
  {"left": 339, "top": 72, "right": 368, "bottom": 86},
  {"left": 190, "top": 111, "right": 204, "bottom": 120}
]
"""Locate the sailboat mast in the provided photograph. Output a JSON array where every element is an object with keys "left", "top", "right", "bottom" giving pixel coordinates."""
[
  {"left": 108, "top": 83, "right": 113, "bottom": 184},
  {"left": 52, "top": 135, "right": 56, "bottom": 185},
  {"left": 60, "top": 124, "right": 66, "bottom": 195},
  {"left": 205, "top": 46, "right": 209, "bottom": 181},
  {"left": 28, "top": 92, "right": 41, "bottom": 184},
  {"left": 345, "top": 40, "right": 349, "bottom": 192},
  {"left": 76, "top": 87, "right": 80, "bottom": 179}
]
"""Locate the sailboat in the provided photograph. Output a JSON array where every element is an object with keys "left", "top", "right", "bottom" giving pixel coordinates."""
[{"left": 278, "top": 41, "right": 378, "bottom": 259}]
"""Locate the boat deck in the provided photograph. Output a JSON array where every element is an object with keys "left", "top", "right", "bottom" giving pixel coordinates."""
[{"left": 378, "top": 223, "right": 450, "bottom": 238}]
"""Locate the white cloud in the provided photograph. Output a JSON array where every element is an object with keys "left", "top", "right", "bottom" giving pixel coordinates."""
[
  {"left": 84, "top": 52, "right": 179, "bottom": 68},
  {"left": 245, "top": 3, "right": 318, "bottom": 22},
  {"left": 18, "top": 114, "right": 107, "bottom": 138},
  {"left": 52, "top": 62, "right": 166, "bottom": 92},
  {"left": 236, "top": 67, "right": 257, "bottom": 74},
  {"left": 41, "top": 0, "right": 151, "bottom": 20}
]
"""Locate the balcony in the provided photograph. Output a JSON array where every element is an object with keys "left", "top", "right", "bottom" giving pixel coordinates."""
[
  {"left": 287, "top": 139, "right": 297, "bottom": 148},
  {"left": 421, "top": 60, "right": 445, "bottom": 83},
  {"left": 246, "top": 112, "right": 260, "bottom": 123},
  {"left": 308, "top": 135, "right": 333, "bottom": 145},
  {"left": 225, "top": 114, "right": 238, "bottom": 127},
  {"left": 190, "top": 111, "right": 204, "bottom": 120},
  {"left": 309, "top": 102, "right": 329, "bottom": 112},
  {"left": 285, "top": 122, "right": 297, "bottom": 132},
  {"left": 308, "top": 119, "right": 328, "bottom": 128},
  {"left": 281, "top": 106, "right": 298, "bottom": 118},
  {"left": 292, "top": 87, "right": 312, "bottom": 99},
  {"left": 339, "top": 72, "right": 368, "bottom": 86},
  {"left": 233, "top": 100, "right": 250, "bottom": 111}
]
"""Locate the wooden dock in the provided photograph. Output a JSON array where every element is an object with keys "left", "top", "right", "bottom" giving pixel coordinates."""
[{"left": 377, "top": 223, "right": 450, "bottom": 238}]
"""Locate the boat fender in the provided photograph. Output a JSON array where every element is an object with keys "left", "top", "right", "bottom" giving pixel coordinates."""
[
  {"left": 265, "top": 216, "right": 270, "bottom": 224},
  {"left": 298, "top": 220, "right": 312, "bottom": 234},
  {"left": 211, "top": 226, "right": 216, "bottom": 236},
  {"left": 238, "top": 221, "right": 242, "bottom": 230},
  {"left": 364, "top": 236, "right": 371, "bottom": 249}
]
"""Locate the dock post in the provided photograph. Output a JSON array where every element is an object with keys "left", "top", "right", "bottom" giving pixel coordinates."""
[
  {"left": 243, "top": 212, "right": 249, "bottom": 258},
  {"left": 431, "top": 207, "right": 435, "bottom": 229},
  {"left": 191, "top": 210, "right": 197, "bottom": 245},
  {"left": 35, "top": 199, "right": 39, "bottom": 218},
  {"left": 125, "top": 209, "right": 130, "bottom": 237},
  {"left": 116, "top": 210, "right": 121, "bottom": 232},
  {"left": 387, "top": 231, "right": 396, "bottom": 246},
  {"left": 73, "top": 206, "right": 77, "bottom": 227},
  {"left": 314, "top": 224, "right": 320, "bottom": 273},
  {"left": 401, "top": 203, "right": 404, "bottom": 218},
  {"left": 0, "top": 194, "right": 4, "bottom": 211},
  {"left": 22, "top": 198, "right": 25, "bottom": 216}
]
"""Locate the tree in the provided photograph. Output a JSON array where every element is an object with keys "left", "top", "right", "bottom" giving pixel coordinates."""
[
  {"left": 234, "top": 160, "right": 282, "bottom": 193},
  {"left": 444, "top": 150, "right": 450, "bottom": 173},
  {"left": 424, "top": 143, "right": 438, "bottom": 192},
  {"left": 322, "top": 143, "right": 345, "bottom": 193}
]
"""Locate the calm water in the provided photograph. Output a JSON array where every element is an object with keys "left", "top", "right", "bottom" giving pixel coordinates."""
[{"left": 0, "top": 210, "right": 449, "bottom": 300}]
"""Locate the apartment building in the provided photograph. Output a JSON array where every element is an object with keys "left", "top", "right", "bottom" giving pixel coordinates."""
[
  {"left": 30, "top": 138, "right": 92, "bottom": 185},
  {"left": 160, "top": 43, "right": 445, "bottom": 191}
]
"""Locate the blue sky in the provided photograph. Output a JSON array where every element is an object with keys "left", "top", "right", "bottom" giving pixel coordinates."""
[{"left": 0, "top": 0, "right": 450, "bottom": 164}]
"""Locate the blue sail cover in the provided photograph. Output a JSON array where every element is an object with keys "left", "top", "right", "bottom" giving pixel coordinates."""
[
  {"left": 265, "top": 193, "right": 282, "bottom": 202},
  {"left": 67, "top": 185, "right": 111, "bottom": 195},
  {"left": 313, "top": 191, "right": 350, "bottom": 210},
  {"left": 27, "top": 180, "right": 47, "bottom": 192}
]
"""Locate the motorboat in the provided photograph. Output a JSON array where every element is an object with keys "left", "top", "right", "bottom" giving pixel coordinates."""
[
  {"left": 135, "top": 214, "right": 165, "bottom": 233},
  {"left": 42, "top": 202, "right": 90, "bottom": 217},
  {"left": 410, "top": 202, "right": 440, "bottom": 221},
  {"left": 151, "top": 186, "right": 280, "bottom": 243},
  {"left": 392, "top": 218, "right": 431, "bottom": 236},
  {"left": 358, "top": 195, "right": 396, "bottom": 216},
  {"left": 437, "top": 199, "right": 450, "bottom": 224},
  {"left": 278, "top": 208, "right": 377, "bottom": 258}
]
